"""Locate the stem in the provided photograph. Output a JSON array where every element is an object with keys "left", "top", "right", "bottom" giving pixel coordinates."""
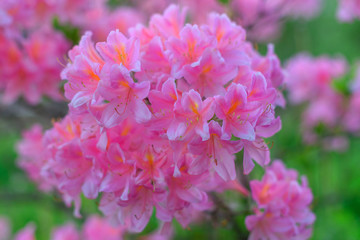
[{"left": 209, "top": 193, "right": 249, "bottom": 240}]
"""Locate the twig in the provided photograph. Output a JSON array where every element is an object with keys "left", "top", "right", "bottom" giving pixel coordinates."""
[{"left": 208, "top": 193, "right": 248, "bottom": 240}]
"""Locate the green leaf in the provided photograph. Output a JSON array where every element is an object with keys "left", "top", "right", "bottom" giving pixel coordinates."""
[{"left": 217, "top": 0, "right": 230, "bottom": 5}]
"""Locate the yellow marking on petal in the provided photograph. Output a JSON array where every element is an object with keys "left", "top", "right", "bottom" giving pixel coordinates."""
[
  {"left": 202, "top": 64, "right": 213, "bottom": 74},
  {"left": 227, "top": 100, "right": 241, "bottom": 114},
  {"left": 115, "top": 44, "right": 127, "bottom": 65},
  {"left": 115, "top": 155, "right": 124, "bottom": 163},
  {"left": 190, "top": 101, "right": 199, "bottom": 114},
  {"left": 86, "top": 68, "right": 100, "bottom": 81},
  {"left": 187, "top": 39, "right": 197, "bottom": 60},
  {"left": 121, "top": 125, "right": 131, "bottom": 136},
  {"left": 169, "top": 92, "right": 177, "bottom": 100},
  {"left": 8, "top": 46, "right": 19, "bottom": 63},
  {"left": 259, "top": 183, "right": 270, "bottom": 203},
  {"left": 179, "top": 165, "right": 187, "bottom": 172},
  {"left": 216, "top": 29, "right": 225, "bottom": 41},
  {"left": 66, "top": 124, "right": 74, "bottom": 136},
  {"left": 248, "top": 89, "right": 255, "bottom": 97},
  {"left": 119, "top": 80, "right": 130, "bottom": 88},
  {"left": 146, "top": 152, "right": 154, "bottom": 165}
]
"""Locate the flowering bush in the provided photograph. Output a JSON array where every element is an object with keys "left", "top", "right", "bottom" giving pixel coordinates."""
[
  {"left": 0, "top": 216, "right": 129, "bottom": 240},
  {"left": 13, "top": 5, "right": 301, "bottom": 238},
  {"left": 246, "top": 161, "right": 315, "bottom": 240},
  {"left": 337, "top": 0, "right": 360, "bottom": 22},
  {"left": 0, "top": 0, "right": 322, "bottom": 104},
  {"left": 229, "top": 0, "right": 322, "bottom": 42},
  {"left": 0, "top": 0, "right": 143, "bottom": 105},
  {"left": 133, "top": 0, "right": 322, "bottom": 42},
  {"left": 285, "top": 54, "right": 360, "bottom": 151}
]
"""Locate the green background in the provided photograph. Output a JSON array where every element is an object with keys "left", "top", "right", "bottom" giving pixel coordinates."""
[{"left": 1, "top": 0, "right": 360, "bottom": 239}]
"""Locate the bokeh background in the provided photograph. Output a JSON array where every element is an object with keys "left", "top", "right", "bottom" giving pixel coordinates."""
[{"left": 1, "top": 0, "right": 360, "bottom": 239}]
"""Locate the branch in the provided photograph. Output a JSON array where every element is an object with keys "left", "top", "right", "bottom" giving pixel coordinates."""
[{"left": 208, "top": 193, "right": 249, "bottom": 240}]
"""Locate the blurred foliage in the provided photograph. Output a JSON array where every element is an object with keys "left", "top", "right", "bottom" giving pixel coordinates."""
[
  {"left": 217, "top": 0, "right": 230, "bottom": 5},
  {"left": 2, "top": 0, "right": 360, "bottom": 239},
  {"left": 53, "top": 17, "right": 81, "bottom": 45}
]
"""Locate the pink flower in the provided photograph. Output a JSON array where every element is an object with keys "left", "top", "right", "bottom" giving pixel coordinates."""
[
  {"left": 97, "top": 64, "right": 151, "bottom": 128},
  {"left": 344, "top": 67, "right": 360, "bottom": 133},
  {"left": 99, "top": 188, "right": 160, "bottom": 233},
  {"left": 167, "top": 89, "right": 215, "bottom": 141},
  {"left": 344, "top": 92, "right": 360, "bottom": 132},
  {"left": 17, "top": 5, "right": 285, "bottom": 233},
  {"left": 285, "top": 54, "right": 350, "bottom": 148},
  {"left": 82, "top": 216, "right": 124, "bottom": 240},
  {"left": 188, "top": 121, "right": 243, "bottom": 181},
  {"left": 286, "top": 54, "right": 347, "bottom": 104},
  {"left": 322, "top": 136, "right": 349, "bottom": 152},
  {"left": 96, "top": 30, "right": 141, "bottom": 72},
  {"left": 62, "top": 31, "right": 104, "bottom": 110},
  {"left": 148, "top": 78, "right": 178, "bottom": 131},
  {"left": 16, "top": 124, "right": 51, "bottom": 191},
  {"left": 149, "top": 4, "right": 187, "bottom": 39},
  {"left": 204, "top": 13, "right": 247, "bottom": 64},
  {"left": 0, "top": 217, "right": 10, "bottom": 240},
  {"left": 229, "top": 0, "right": 321, "bottom": 42},
  {"left": 182, "top": 48, "right": 238, "bottom": 97},
  {"left": 166, "top": 24, "right": 216, "bottom": 78},
  {"left": 242, "top": 137, "right": 271, "bottom": 175},
  {"left": 215, "top": 83, "right": 261, "bottom": 141},
  {"left": 141, "top": 222, "right": 173, "bottom": 240},
  {"left": 246, "top": 160, "right": 315, "bottom": 240},
  {"left": 135, "top": 36, "right": 171, "bottom": 85},
  {"left": 337, "top": 0, "right": 360, "bottom": 22},
  {"left": 52, "top": 224, "right": 79, "bottom": 240},
  {"left": 80, "top": 7, "right": 144, "bottom": 41},
  {"left": 14, "top": 224, "right": 36, "bottom": 240},
  {"left": 164, "top": 156, "right": 212, "bottom": 227},
  {"left": 0, "top": 28, "right": 69, "bottom": 104},
  {"left": 178, "top": 0, "right": 224, "bottom": 24}
]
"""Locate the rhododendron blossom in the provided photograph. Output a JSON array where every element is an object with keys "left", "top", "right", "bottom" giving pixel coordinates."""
[
  {"left": 0, "top": 217, "right": 10, "bottom": 240},
  {"left": 285, "top": 54, "right": 350, "bottom": 149},
  {"left": 14, "top": 224, "right": 36, "bottom": 240},
  {"left": 246, "top": 160, "right": 315, "bottom": 240},
  {"left": 0, "top": 28, "right": 69, "bottom": 104},
  {"left": 17, "top": 5, "right": 285, "bottom": 234},
  {"left": 2, "top": 216, "right": 130, "bottom": 240},
  {"left": 229, "top": 0, "right": 322, "bottom": 41},
  {"left": 0, "top": 0, "right": 144, "bottom": 104},
  {"left": 337, "top": 0, "right": 360, "bottom": 22},
  {"left": 344, "top": 66, "right": 360, "bottom": 133}
]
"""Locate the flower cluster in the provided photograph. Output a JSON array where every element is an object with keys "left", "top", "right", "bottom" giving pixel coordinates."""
[
  {"left": 285, "top": 54, "right": 360, "bottom": 151},
  {"left": 134, "top": 0, "right": 322, "bottom": 42},
  {"left": 134, "top": 0, "right": 225, "bottom": 24},
  {"left": 337, "top": 0, "right": 360, "bottom": 22},
  {"left": 0, "top": 27, "right": 69, "bottom": 104},
  {"left": 246, "top": 160, "right": 315, "bottom": 240},
  {"left": 0, "top": 0, "right": 143, "bottom": 105},
  {"left": 0, "top": 216, "right": 139, "bottom": 240},
  {"left": 17, "top": 5, "right": 284, "bottom": 234},
  {"left": 52, "top": 216, "right": 125, "bottom": 240},
  {"left": 229, "top": 0, "right": 322, "bottom": 42},
  {"left": 0, "top": 215, "right": 173, "bottom": 240},
  {"left": 0, "top": 217, "right": 10, "bottom": 240},
  {"left": 344, "top": 66, "right": 360, "bottom": 133}
]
